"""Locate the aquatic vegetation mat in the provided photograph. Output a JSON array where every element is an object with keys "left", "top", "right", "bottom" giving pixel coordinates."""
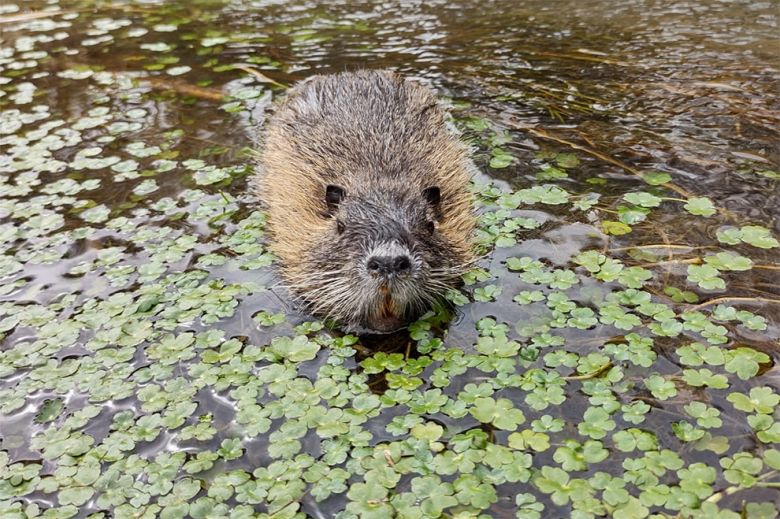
[{"left": 1, "top": 1, "right": 779, "bottom": 518}]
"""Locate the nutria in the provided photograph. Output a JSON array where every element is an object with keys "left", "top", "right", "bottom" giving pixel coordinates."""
[{"left": 256, "top": 70, "right": 476, "bottom": 332}]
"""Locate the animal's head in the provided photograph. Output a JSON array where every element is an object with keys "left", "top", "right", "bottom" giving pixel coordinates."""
[{"left": 297, "top": 182, "right": 468, "bottom": 332}]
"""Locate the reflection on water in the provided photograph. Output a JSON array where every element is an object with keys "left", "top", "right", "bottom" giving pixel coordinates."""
[{"left": 1, "top": 0, "right": 779, "bottom": 517}]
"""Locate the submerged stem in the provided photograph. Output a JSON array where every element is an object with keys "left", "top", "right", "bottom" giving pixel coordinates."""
[
  {"left": 526, "top": 127, "right": 694, "bottom": 198},
  {"left": 692, "top": 297, "right": 780, "bottom": 310},
  {"left": 564, "top": 362, "right": 613, "bottom": 381},
  {"left": 609, "top": 244, "right": 712, "bottom": 252}
]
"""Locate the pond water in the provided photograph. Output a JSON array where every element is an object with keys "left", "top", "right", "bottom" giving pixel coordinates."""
[{"left": 1, "top": 0, "right": 779, "bottom": 518}]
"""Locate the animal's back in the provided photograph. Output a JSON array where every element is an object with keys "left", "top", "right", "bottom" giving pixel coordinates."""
[{"left": 266, "top": 71, "right": 450, "bottom": 187}]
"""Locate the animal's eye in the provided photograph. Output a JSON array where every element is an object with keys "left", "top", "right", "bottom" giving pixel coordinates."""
[
  {"left": 425, "top": 220, "right": 435, "bottom": 234},
  {"left": 336, "top": 220, "right": 345, "bottom": 234}
]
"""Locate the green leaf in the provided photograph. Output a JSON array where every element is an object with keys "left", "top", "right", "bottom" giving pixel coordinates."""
[
  {"left": 508, "top": 429, "right": 551, "bottom": 452},
  {"left": 602, "top": 220, "right": 632, "bottom": 235},
  {"left": 642, "top": 171, "right": 672, "bottom": 185},
  {"left": 577, "top": 407, "right": 616, "bottom": 439},
  {"left": 35, "top": 398, "right": 65, "bottom": 423},
  {"left": 411, "top": 475, "right": 458, "bottom": 516},
  {"left": 683, "top": 197, "right": 716, "bottom": 216},
  {"left": 515, "top": 493, "right": 545, "bottom": 519},
  {"left": 489, "top": 148, "right": 514, "bottom": 169},
  {"left": 346, "top": 482, "right": 393, "bottom": 517},
  {"left": 462, "top": 116, "right": 490, "bottom": 132},
  {"left": 217, "top": 438, "right": 243, "bottom": 460},
  {"left": 664, "top": 286, "right": 699, "bottom": 303},
  {"left": 724, "top": 347, "right": 770, "bottom": 380},
  {"left": 253, "top": 311, "right": 286, "bottom": 326},
  {"left": 470, "top": 397, "right": 526, "bottom": 430},
  {"left": 269, "top": 335, "right": 320, "bottom": 362},
  {"left": 58, "top": 486, "right": 94, "bottom": 506},
  {"left": 473, "top": 284, "right": 502, "bottom": 302},
  {"left": 739, "top": 225, "right": 779, "bottom": 248},
  {"left": 727, "top": 387, "right": 779, "bottom": 414},
  {"left": 617, "top": 205, "right": 649, "bottom": 225},
  {"left": 623, "top": 192, "right": 662, "bottom": 208},
  {"left": 476, "top": 333, "right": 521, "bottom": 357},
  {"left": 555, "top": 153, "right": 580, "bottom": 168},
  {"left": 453, "top": 474, "right": 497, "bottom": 508},
  {"left": 687, "top": 264, "right": 726, "bottom": 290},
  {"left": 703, "top": 252, "right": 753, "bottom": 271},
  {"left": 514, "top": 290, "right": 545, "bottom": 304},
  {"left": 645, "top": 375, "right": 677, "bottom": 400},
  {"left": 717, "top": 225, "right": 779, "bottom": 248}
]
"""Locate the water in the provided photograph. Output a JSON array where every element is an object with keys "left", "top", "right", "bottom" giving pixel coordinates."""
[{"left": 1, "top": 0, "right": 779, "bottom": 517}]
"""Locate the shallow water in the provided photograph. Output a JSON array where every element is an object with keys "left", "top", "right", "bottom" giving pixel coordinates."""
[{"left": 1, "top": 0, "right": 779, "bottom": 517}]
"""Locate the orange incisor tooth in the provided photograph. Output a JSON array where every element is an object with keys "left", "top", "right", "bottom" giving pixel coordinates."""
[{"left": 380, "top": 294, "right": 396, "bottom": 318}]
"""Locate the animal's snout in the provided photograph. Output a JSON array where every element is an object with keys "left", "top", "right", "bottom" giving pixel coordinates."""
[{"left": 367, "top": 255, "right": 412, "bottom": 276}]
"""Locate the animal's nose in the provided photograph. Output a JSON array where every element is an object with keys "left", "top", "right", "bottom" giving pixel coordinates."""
[{"left": 367, "top": 255, "right": 412, "bottom": 276}]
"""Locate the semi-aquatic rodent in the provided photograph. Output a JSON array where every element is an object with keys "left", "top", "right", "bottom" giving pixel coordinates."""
[{"left": 256, "top": 70, "right": 476, "bottom": 332}]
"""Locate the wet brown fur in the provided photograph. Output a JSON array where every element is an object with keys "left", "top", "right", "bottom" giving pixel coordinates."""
[{"left": 255, "top": 69, "right": 475, "bottom": 328}]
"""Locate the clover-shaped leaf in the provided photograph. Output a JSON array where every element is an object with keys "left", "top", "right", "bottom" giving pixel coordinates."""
[
  {"left": 269, "top": 335, "right": 320, "bottom": 362},
  {"left": 683, "top": 197, "right": 716, "bottom": 216},
  {"left": 687, "top": 264, "right": 725, "bottom": 290},
  {"left": 469, "top": 397, "right": 525, "bottom": 430},
  {"left": 623, "top": 192, "right": 662, "bottom": 208}
]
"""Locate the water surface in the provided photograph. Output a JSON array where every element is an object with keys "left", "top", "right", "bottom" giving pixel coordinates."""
[{"left": 1, "top": 0, "right": 779, "bottom": 517}]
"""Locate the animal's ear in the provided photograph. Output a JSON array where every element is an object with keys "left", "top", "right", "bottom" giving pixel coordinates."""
[
  {"left": 325, "top": 184, "right": 346, "bottom": 213},
  {"left": 422, "top": 186, "right": 441, "bottom": 207}
]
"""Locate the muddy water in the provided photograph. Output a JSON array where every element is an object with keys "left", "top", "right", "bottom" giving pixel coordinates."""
[{"left": 1, "top": 0, "right": 779, "bottom": 517}]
